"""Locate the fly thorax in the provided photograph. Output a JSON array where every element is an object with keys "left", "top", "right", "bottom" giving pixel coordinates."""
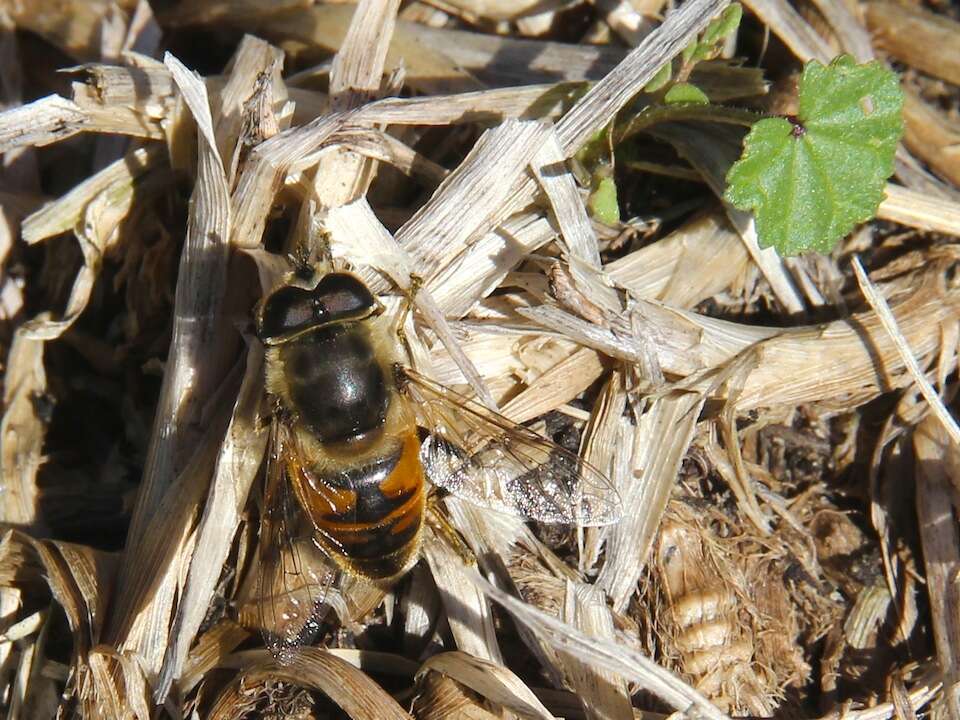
[{"left": 277, "top": 324, "right": 390, "bottom": 444}]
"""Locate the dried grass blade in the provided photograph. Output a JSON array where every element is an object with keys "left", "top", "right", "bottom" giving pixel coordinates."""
[
  {"left": 434, "top": 0, "right": 566, "bottom": 22},
  {"left": 45, "top": 540, "right": 117, "bottom": 648},
  {"left": 261, "top": 5, "right": 478, "bottom": 94},
  {"left": 21, "top": 145, "right": 164, "bottom": 244},
  {"left": 19, "top": 148, "right": 168, "bottom": 341},
  {"left": 324, "top": 197, "right": 406, "bottom": 292},
  {"left": 177, "top": 620, "right": 250, "bottom": 696},
  {"left": 902, "top": 90, "right": 960, "bottom": 192},
  {"left": 597, "top": 390, "right": 705, "bottom": 610},
  {"left": 116, "top": 650, "right": 152, "bottom": 720},
  {"left": 533, "top": 131, "right": 620, "bottom": 312},
  {"left": 580, "top": 371, "right": 629, "bottom": 569},
  {"left": 808, "top": 0, "right": 874, "bottom": 62},
  {"left": 422, "top": 524, "right": 504, "bottom": 664},
  {"left": 516, "top": 304, "right": 647, "bottom": 364},
  {"left": 426, "top": 328, "right": 530, "bottom": 389},
  {"left": 878, "top": 184, "right": 960, "bottom": 238},
  {"left": 605, "top": 212, "right": 749, "bottom": 308},
  {"left": 329, "top": 0, "right": 400, "bottom": 104},
  {"left": 560, "top": 582, "right": 633, "bottom": 720},
  {"left": 417, "top": 292, "right": 499, "bottom": 410},
  {"left": 404, "top": 24, "right": 621, "bottom": 86},
  {"left": 230, "top": 110, "right": 351, "bottom": 248},
  {"left": 596, "top": 0, "right": 657, "bottom": 46},
  {"left": 1, "top": 535, "right": 118, "bottom": 716},
  {"left": 83, "top": 651, "right": 127, "bottom": 719},
  {"left": 396, "top": 119, "right": 550, "bottom": 280},
  {"left": 325, "top": 649, "right": 420, "bottom": 677},
  {"left": 70, "top": 62, "right": 173, "bottom": 111},
  {"left": 501, "top": 345, "right": 606, "bottom": 424},
  {"left": 704, "top": 273, "right": 960, "bottom": 412},
  {"left": 894, "top": 146, "right": 960, "bottom": 203},
  {"left": 150, "top": 45, "right": 280, "bottom": 696},
  {"left": 0, "top": 532, "right": 115, "bottom": 657},
  {"left": 413, "top": 672, "right": 502, "bottom": 719},
  {"left": 816, "top": 674, "right": 942, "bottom": 720},
  {"left": 400, "top": 564, "right": 440, "bottom": 656},
  {"left": 70, "top": 74, "right": 169, "bottom": 141},
  {"left": 105, "top": 51, "right": 233, "bottom": 672},
  {"left": 677, "top": 273, "right": 960, "bottom": 410},
  {"left": 209, "top": 648, "right": 413, "bottom": 720},
  {"left": 110, "top": 397, "right": 230, "bottom": 677},
  {"left": 0, "top": 95, "right": 87, "bottom": 154},
  {"left": 155, "top": 345, "right": 268, "bottom": 701},
  {"left": 710, "top": 346, "right": 775, "bottom": 534},
  {"left": 556, "top": 0, "right": 729, "bottom": 154},
  {"left": 465, "top": 567, "right": 731, "bottom": 720},
  {"left": 418, "top": 651, "right": 556, "bottom": 720},
  {"left": 865, "top": 2, "right": 960, "bottom": 87},
  {"left": 358, "top": 84, "right": 583, "bottom": 126},
  {"left": 428, "top": 215, "right": 556, "bottom": 318},
  {"left": 843, "top": 585, "right": 892, "bottom": 650},
  {"left": 82, "top": 647, "right": 152, "bottom": 720},
  {"left": 739, "top": 0, "right": 832, "bottom": 63},
  {"left": 7, "top": 612, "right": 51, "bottom": 720},
  {"left": 214, "top": 35, "right": 285, "bottom": 183},
  {"left": 903, "top": 417, "right": 960, "bottom": 718},
  {"left": 338, "top": 128, "right": 447, "bottom": 185},
  {"left": 445, "top": 497, "right": 537, "bottom": 579},
  {"left": 0, "top": 611, "right": 45, "bottom": 644},
  {"left": 311, "top": 0, "right": 400, "bottom": 218},
  {"left": 0, "top": 333, "right": 48, "bottom": 528},
  {"left": 852, "top": 258, "right": 960, "bottom": 446}
]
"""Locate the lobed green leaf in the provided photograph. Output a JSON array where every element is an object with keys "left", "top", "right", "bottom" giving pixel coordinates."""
[{"left": 724, "top": 55, "right": 904, "bottom": 256}]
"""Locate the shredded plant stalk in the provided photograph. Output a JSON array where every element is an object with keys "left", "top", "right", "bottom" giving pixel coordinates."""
[{"left": 0, "top": 1, "right": 958, "bottom": 719}]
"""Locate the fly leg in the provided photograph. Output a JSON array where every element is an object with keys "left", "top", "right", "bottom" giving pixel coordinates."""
[
  {"left": 394, "top": 273, "right": 424, "bottom": 345},
  {"left": 424, "top": 495, "right": 475, "bottom": 566}
]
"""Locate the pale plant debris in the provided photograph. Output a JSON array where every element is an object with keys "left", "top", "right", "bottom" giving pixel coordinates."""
[
  {"left": 852, "top": 257, "right": 960, "bottom": 448},
  {"left": 0, "top": 1, "right": 959, "bottom": 720}
]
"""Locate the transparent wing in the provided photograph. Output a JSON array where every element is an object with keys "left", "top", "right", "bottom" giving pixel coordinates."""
[
  {"left": 257, "top": 416, "right": 339, "bottom": 663},
  {"left": 400, "top": 368, "right": 621, "bottom": 526}
]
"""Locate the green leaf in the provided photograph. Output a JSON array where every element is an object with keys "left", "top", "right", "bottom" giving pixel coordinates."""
[
  {"left": 644, "top": 62, "right": 673, "bottom": 93},
  {"left": 589, "top": 175, "right": 620, "bottom": 225},
  {"left": 664, "top": 82, "right": 710, "bottom": 105},
  {"left": 574, "top": 124, "right": 610, "bottom": 166},
  {"left": 724, "top": 55, "right": 904, "bottom": 256},
  {"left": 682, "top": 4, "right": 742, "bottom": 66},
  {"left": 702, "top": 4, "right": 742, "bottom": 46}
]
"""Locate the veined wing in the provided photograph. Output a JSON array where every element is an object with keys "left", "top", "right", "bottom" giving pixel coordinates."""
[
  {"left": 399, "top": 368, "right": 621, "bottom": 527},
  {"left": 257, "top": 416, "right": 339, "bottom": 662}
]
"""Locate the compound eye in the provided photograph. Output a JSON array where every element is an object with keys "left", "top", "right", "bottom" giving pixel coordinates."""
[
  {"left": 310, "top": 273, "right": 378, "bottom": 325},
  {"left": 257, "top": 274, "right": 380, "bottom": 344},
  {"left": 257, "top": 286, "right": 318, "bottom": 343}
]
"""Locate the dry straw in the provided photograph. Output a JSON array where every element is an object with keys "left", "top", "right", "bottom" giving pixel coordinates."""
[{"left": 1, "top": 0, "right": 959, "bottom": 718}]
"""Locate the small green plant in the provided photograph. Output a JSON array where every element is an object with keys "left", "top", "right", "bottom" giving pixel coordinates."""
[
  {"left": 585, "top": 4, "right": 905, "bottom": 257},
  {"left": 588, "top": 174, "right": 620, "bottom": 225},
  {"left": 578, "top": 6, "right": 743, "bottom": 226},
  {"left": 724, "top": 56, "right": 904, "bottom": 256}
]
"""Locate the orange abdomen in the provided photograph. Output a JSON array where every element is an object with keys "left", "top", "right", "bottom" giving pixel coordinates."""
[{"left": 289, "top": 430, "right": 425, "bottom": 582}]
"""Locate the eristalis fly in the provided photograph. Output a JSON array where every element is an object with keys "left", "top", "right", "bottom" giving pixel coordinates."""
[{"left": 253, "top": 270, "right": 620, "bottom": 660}]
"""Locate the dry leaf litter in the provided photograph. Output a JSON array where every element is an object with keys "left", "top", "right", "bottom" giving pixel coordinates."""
[{"left": 0, "top": 0, "right": 959, "bottom": 719}]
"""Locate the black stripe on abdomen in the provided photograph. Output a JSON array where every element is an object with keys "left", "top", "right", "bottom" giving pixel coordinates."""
[{"left": 313, "top": 457, "right": 424, "bottom": 579}]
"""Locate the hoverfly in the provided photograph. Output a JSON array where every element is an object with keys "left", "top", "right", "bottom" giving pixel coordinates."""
[{"left": 254, "top": 270, "right": 620, "bottom": 659}]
